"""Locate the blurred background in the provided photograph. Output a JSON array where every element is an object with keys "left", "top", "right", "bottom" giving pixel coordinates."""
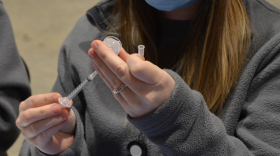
[{"left": 2, "top": 0, "right": 280, "bottom": 155}]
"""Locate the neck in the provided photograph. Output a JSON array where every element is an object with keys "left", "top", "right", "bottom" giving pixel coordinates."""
[{"left": 160, "top": 0, "right": 203, "bottom": 21}]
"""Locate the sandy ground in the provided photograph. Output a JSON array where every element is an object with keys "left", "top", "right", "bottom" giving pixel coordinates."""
[{"left": 2, "top": 0, "right": 280, "bottom": 155}]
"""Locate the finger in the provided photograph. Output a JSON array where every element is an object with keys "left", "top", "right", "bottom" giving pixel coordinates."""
[
  {"left": 89, "top": 46, "right": 129, "bottom": 64},
  {"left": 126, "top": 54, "right": 165, "bottom": 85},
  {"left": 95, "top": 64, "right": 141, "bottom": 115},
  {"left": 130, "top": 53, "right": 145, "bottom": 61},
  {"left": 92, "top": 61, "right": 128, "bottom": 104},
  {"left": 118, "top": 47, "right": 130, "bottom": 62},
  {"left": 21, "top": 109, "right": 68, "bottom": 139},
  {"left": 92, "top": 62, "right": 114, "bottom": 90},
  {"left": 130, "top": 53, "right": 144, "bottom": 60},
  {"left": 27, "top": 116, "right": 70, "bottom": 149},
  {"left": 91, "top": 40, "right": 144, "bottom": 88},
  {"left": 17, "top": 104, "right": 62, "bottom": 127},
  {"left": 59, "top": 109, "right": 76, "bottom": 134},
  {"left": 20, "top": 93, "right": 61, "bottom": 112},
  {"left": 94, "top": 63, "right": 143, "bottom": 116},
  {"left": 91, "top": 61, "right": 115, "bottom": 91},
  {"left": 63, "top": 102, "right": 73, "bottom": 112},
  {"left": 89, "top": 48, "right": 125, "bottom": 90},
  {"left": 120, "top": 88, "right": 142, "bottom": 108},
  {"left": 91, "top": 40, "right": 128, "bottom": 78},
  {"left": 90, "top": 48, "right": 142, "bottom": 109}
]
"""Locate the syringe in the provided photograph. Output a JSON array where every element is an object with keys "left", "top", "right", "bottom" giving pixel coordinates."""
[
  {"left": 58, "top": 72, "right": 98, "bottom": 108},
  {"left": 58, "top": 36, "right": 122, "bottom": 108}
]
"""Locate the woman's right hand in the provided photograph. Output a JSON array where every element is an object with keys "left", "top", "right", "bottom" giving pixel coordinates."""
[{"left": 16, "top": 93, "right": 76, "bottom": 155}]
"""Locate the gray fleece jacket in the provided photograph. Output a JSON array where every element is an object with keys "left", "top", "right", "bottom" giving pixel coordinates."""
[
  {"left": 0, "top": 1, "right": 31, "bottom": 156},
  {"left": 20, "top": 0, "right": 280, "bottom": 155}
]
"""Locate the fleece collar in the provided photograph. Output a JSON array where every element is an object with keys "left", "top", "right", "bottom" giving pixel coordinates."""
[{"left": 86, "top": 0, "right": 115, "bottom": 32}]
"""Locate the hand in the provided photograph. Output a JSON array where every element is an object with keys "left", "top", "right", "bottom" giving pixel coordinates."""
[
  {"left": 16, "top": 93, "right": 76, "bottom": 155},
  {"left": 88, "top": 40, "right": 175, "bottom": 118}
]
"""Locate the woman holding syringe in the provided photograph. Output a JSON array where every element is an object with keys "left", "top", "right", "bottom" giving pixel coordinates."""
[{"left": 16, "top": 0, "right": 280, "bottom": 155}]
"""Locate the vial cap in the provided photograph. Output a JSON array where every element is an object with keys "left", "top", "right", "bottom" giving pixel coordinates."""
[{"left": 103, "top": 36, "right": 122, "bottom": 55}]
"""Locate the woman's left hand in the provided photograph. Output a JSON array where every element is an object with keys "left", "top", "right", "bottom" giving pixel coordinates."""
[{"left": 88, "top": 40, "right": 175, "bottom": 118}]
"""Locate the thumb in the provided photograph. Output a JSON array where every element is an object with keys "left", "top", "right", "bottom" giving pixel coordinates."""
[
  {"left": 127, "top": 54, "right": 164, "bottom": 85},
  {"left": 118, "top": 47, "right": 130, "bottom": 62}
]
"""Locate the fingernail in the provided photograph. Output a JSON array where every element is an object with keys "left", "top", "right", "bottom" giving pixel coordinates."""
[
  {"left": 93, "top": 63, "right": 99, "bottom": 70},
  {"left": 52, "top": 95, "right": 58, "bottom": 103},
  {"left": 51, "top": 105, "right": 61, "bottom": 114},
  {"left": 89, "top": 51, "right": 95, "bottom": 59},
  {"left": 60, "top": 114, "right": 67, "bottom": 119},
  {"left": 92, "top": 42, "right": 98, "bottom": 51}
]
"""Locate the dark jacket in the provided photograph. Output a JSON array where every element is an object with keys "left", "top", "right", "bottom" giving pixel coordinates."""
[{"left": 0, "top": 1, "right": 31, "bottom": 156}]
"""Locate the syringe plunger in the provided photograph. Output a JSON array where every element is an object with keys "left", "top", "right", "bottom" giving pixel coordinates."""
[{"left": 58, "top": 97, "right": 72, "bottom": 108}]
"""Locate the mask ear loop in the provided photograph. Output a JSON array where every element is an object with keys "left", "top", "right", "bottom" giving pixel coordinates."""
[{"left": 127, "top": 132, "right": 148, "bottom": 156}]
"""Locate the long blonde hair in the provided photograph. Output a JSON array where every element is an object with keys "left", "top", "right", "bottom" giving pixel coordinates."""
[{"left": 109, "top": 0, "right": 251, "bottom": 114}]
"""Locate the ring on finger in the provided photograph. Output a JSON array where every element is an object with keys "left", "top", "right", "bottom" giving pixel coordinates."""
[{"left": 113, "top": 84, "right": 127, "bottom": 94}]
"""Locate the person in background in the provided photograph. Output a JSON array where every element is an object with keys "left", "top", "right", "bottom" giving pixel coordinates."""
[
  {"left": 17, "top": 0, "right": 280, "bottom": 155},
  {"left": 0, "top": 1, "right": 31, "bottom": 156}
]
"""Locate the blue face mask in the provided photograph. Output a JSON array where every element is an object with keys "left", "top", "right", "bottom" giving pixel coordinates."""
[{"left": 145, "top": 0, "right": 199, "bottom": 12}]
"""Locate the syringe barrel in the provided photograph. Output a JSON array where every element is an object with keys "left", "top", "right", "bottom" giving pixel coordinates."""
[
  {"left": 66, "top": 71, "right": 98, "bottom": 101},
  {"left": 59, "top": 71, "right": 97, "bottom": 108},
  {"left": 67, "top": 79, "right": 89, "bottom": 101}
]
